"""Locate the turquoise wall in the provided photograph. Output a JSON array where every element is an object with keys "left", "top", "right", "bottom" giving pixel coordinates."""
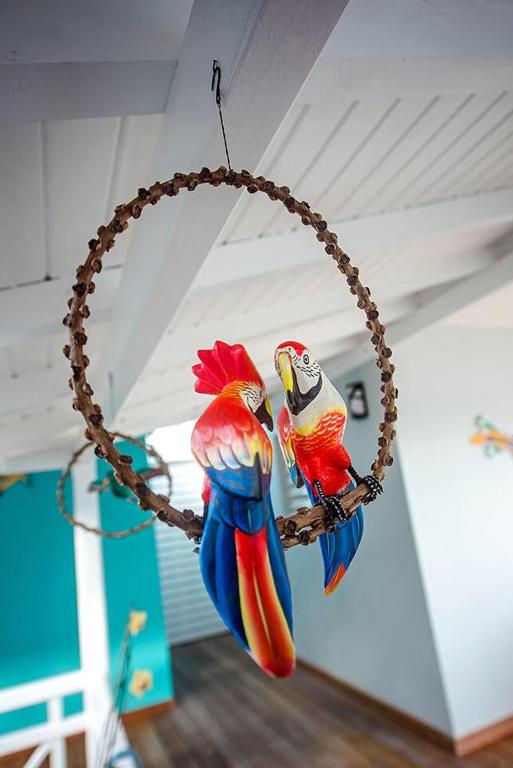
[
  {"left": 98, "top": 439, "right": 173, "bottom": 711},
  {"left": 0, "top": 440, "right": 172, "bottom": 735},
  {"left": 0, "top": 470, "right": 81, "bottom": 734}
]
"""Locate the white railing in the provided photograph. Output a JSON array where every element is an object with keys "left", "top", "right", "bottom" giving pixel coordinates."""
[
  {"left": 0, "top": 455, "right": 132, "bottom": 768},
  {"left": 0, "top": 670, "right": 87, "bottom": 767}
]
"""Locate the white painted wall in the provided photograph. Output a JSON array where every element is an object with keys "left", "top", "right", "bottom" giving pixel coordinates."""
[
  {"left": 394, "top": 324, "right": 513, "bottom": 738},
  {"left": 271, "top": 359, "right": 452, "bottom": 735},
  {"left": 279, "top": 320, "right": 513, "bottom": 740}
]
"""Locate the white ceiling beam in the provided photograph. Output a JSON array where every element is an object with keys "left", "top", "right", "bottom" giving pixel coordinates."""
[
  {"left": 99, "top": 0, "right": 350, "bottom": 425},
  {"left": 492, "top": 227, "right": 513, "bottom": 261},
  {"left": 298, "top": 0, "right": 513, "bottom": 102},
  {"left": 0, "top": 367, "right": 66, "bottom": 419},
  {"left": 387, "top": 237, "right": 513, "bottom": 344},
  {"left": 0, "top": 445, "right": 72, "bottom": 474},
  {"left": 0, "top": 1, "right": 191, "bottom": 65},
  {"left": 327, "top": 233, "right": 513, "bottom": 376},
  {"left": 153, "top": 291, "right": 433, "bottom": 373},
  {"left": 299, "top": 57, "right": 513, "bottom": 101},
  {"left": 0, "top": 404, "right": 79, "bottom": 468},
  {"left": 0, "top": 434, "right": 79, "bottom": 473},
  {"left": 138, "top": 295, "right": 417, "bottom": 388},
  {"left": 194, "top": 187, "right": 513, "bottom": 289},
  {"left": 0, "top": 62, "right": 176, "bottom": 122},
  {"left": 0, "top": 272, "right": 119, "bottom": 348},
  {"left": 323, "top": 0, "right": 513, "bottom": 60},
  {"left": 0, "top": 308, "right": 111, "bottom": 350},
  {"left": 1, "top": 184, "right": 506, "bottom": 347}
]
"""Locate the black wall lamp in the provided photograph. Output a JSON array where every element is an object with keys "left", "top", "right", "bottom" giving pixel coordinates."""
[{"left": 346, "top": 381, "right": 369, "bottom": 420}]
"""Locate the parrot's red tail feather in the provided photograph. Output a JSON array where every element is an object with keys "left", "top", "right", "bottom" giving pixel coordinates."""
[
  {"left": 324, "top": 563, "right": 347, "bottom": 596},
  {"left": 235, "top": 527, "right": 295, "bottom": 678},
  {"left": 193, "top": 340, "right": 264, "bottom": 395}
]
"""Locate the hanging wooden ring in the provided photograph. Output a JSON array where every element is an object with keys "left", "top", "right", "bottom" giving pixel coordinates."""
[
  {"left": 56, "top": 432, "right": 172, "bottom": 539},
  {"left": 63, "top": 166, "right": 397, "bottom": 548}
]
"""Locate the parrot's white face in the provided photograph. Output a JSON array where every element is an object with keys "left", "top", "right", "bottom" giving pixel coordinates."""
[
  {"left": 275, "top": 341, "right": 346, "bottom": 430},
  {"left": 274, "top": 343, "right": 323, "bottom": 417},
  {"left": 241, "top": 383, "right": 274, "bottom": 431}
]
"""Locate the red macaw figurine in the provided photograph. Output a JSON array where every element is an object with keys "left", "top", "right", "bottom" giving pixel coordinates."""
[
  {"left": 275, "top": 341, "right": 382, "bottom": 595},
  {"left": 191, "top": 341, "right": 295, "bottom": 678}
]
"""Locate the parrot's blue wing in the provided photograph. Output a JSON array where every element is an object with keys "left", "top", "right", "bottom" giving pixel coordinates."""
[
  {"left": 200, "top": 489, "right": 247, "bottom": 648},
  {"left": 305, "top": 479, "right": 364, "bottom": 595}
]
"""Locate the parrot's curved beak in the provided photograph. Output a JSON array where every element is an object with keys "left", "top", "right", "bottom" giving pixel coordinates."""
[
  {"left": 277, "top": 351, "right": 294, "bottom": 396},
  {"left": 255, "top": 396, "right": 274, "bottom": 431}
]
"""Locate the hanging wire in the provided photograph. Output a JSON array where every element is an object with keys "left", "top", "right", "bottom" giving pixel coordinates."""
[{"left": 211, "top": 59, "right": 232, "bottom": 171}]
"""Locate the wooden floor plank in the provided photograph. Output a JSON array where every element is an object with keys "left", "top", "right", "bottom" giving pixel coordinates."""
[
  {"left": 138, "top": 635, "right": 513, "bottom": 768},
  {"left": 4, "top": 635, "right": 513, "bottom": 768}
]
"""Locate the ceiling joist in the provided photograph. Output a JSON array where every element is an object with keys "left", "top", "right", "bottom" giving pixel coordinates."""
[
  {"left": 0, "top": 62, "right": 176, "bottom": 123},
  {"left": 330, "top": 231, "right": 513, "bottom": 377},
  {"left": 194, "top": 187, "right": 513, "bottom": 290}
]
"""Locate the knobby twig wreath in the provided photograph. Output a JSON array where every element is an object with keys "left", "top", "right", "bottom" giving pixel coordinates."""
[
  {"left": 57, "top": 433, "right": 172, "bottom": 539},
  {"left": 62, "top": 166, "right": 397, "bottom": 549}
]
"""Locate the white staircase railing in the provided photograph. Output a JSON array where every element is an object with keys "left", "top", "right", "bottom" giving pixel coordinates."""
[
  {"left": 0, "top": 670, "right": 87, "bottom": 767},
  {"left": 0, "top": 456, "right": 135, "bottom": 768}
]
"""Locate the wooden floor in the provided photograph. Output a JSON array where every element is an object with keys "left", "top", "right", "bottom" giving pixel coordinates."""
[
  {"left": 4, "top": 634, "right": 513, "bottom": 767},
  {"left": 126, "top": 634, "right": 513, "bottom": 768}
]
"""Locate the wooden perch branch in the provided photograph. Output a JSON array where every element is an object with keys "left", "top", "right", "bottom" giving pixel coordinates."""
[
  {"left": 63, "top": 167, "right": 397, "bottom": 548},
  {"left": 276, "top": 484, "right": 370, "bottom": 549}
]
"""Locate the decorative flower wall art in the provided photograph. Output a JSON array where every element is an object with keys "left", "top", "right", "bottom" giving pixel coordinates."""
[
  {"left": 0, "top": 474, "right": 29, "bottom": 497},
  {"left": 128, "top": 610, "right": 148, "bottom": 636},
  {"left": 128, "top": 670, "right": 153, "bottom": 700},
  {"left": 470, "top": 415, "right": 513, "bottom": 459}
]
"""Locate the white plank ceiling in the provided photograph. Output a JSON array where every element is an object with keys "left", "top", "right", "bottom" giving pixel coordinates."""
[
  {"left": 2, "top": 0, "right": 513, "bottom": 469},
  {"left": 223, "top": 90, "right": 513, "bottom": 243}
]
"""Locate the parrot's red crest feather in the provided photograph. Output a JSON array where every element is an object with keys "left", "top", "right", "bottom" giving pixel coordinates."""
[
  {"left": 275, "top": 340, "right": 307, "bottom": 356},
  {"left": 193, "top": 340, "right": 264, "bottom": 395}
]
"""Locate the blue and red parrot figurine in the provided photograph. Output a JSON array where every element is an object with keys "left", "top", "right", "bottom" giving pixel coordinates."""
[
  {"left": 191, "top": 341, "right": 295, "bottom": 678},
  {"left": 275, "top": 341, "right": 382, "bottom": 595}
]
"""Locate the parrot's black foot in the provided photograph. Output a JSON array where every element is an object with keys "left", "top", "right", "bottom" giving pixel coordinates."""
[
  {"left": 313, "top": 481, "right": 352, "bottom": 529},
  {"left": 348, "top": 466, "right": 383, "bottom": 503},
  {"left": 361, "top": 475, "right": 383, "bottom": 503}
]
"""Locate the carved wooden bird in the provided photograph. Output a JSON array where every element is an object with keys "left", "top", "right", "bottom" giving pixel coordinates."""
[{"left": 275, "top": 340, "right": 381, "bottom": 595}]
